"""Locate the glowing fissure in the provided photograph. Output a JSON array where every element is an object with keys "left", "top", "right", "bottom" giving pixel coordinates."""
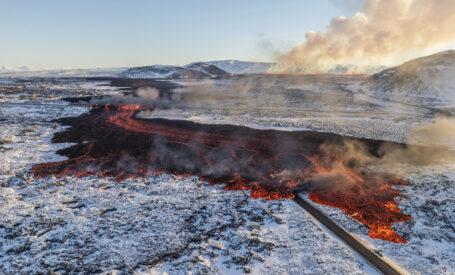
[{"left": 32, "top": 105, "right": 412, "bottom": 243}]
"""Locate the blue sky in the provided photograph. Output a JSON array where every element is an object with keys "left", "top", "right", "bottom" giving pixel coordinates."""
[{"left": 0, "top": 0, "right": 362, "bottom": 68}]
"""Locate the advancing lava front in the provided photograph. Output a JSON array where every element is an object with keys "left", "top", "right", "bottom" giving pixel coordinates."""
[{"left": 33, "top": 104, "right": 412, "bottom": 243}]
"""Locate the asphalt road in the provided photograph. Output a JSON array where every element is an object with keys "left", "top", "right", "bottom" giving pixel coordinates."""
[{"left": 293, "top": 193, "right": 403, "bottom": 275}]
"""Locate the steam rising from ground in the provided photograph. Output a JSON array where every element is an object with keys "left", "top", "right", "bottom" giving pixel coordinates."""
[
  {"left": 87, "top": 78, "right": 455, "bottom": 172},
  {"left": 309, "top": 169, "right": 359, "bottom": 191},
  {"left": 409, "top": 116, "right": 455, "bottom": 146},
  {"left": 277, "top": 0, "right": 455, "bottom": 73},
  {"left": 319, "top": 116, "right": 455, "bottom": 172},
  {"left": 306, "top": 117, "right": 455, "bottom": 190},
  {"left": 90, "top": 87, "right": 160, "bottom": 106}
]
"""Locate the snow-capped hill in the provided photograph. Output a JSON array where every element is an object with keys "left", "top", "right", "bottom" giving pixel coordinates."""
[
  {"left": 187, "top": 60, "right": 275, "bottom": 74},
  {"left": 117, "top": 65, "right": 212, "bottom": 79},
  {"left": 117, "top": 64, "right": 229, "bottom": 79},
  {"left": 365, "top": 50, "right": 455, "bottom": 107},
  {"left": 183, "top": 62, "right": 230, "bottom": 77},
  {"left": 118, "top": 61, "right": 275, "bottom": 78}
]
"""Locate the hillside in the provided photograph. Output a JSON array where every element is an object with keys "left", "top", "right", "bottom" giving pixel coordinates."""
[
  {"left": 117, "top": 64, "right": 229, "bottom": 79},
  {"left": 365, "top": 50, "right": 455, "bottom": 108},
  {"left": 183, "top": 62, "right": 230, "bottom": 77}
]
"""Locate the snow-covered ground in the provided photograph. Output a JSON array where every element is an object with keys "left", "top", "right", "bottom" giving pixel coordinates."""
[
  {"left": 139, "top": 76, "right": 432, "bottom": 144},
  {"left": 138, "top": 75, "right": 455, "bottom": 274},
  {"left": 0, "top": 79, "right": 372, "bottom": 274},
  {"left": 1, "top": 74, "right": 454, "bottom": 274},
  {"left": 301, "top": 163, "right": 455, "bottom": 275}
]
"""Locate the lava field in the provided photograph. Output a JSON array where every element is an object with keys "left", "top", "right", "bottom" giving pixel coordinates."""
[{"left": 33, "top": 104, "right": 412, "bottom": 243}]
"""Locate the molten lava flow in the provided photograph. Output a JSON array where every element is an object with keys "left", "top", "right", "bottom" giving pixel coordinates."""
[
  {"left": 32, "top": 105, "right": 412, "bottom": 243},
  {"left": 305, "top": 158, "right": 411, "bottom": 243}
]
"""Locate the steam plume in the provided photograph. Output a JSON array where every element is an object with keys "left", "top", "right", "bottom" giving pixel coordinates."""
[
  {"left": 408, "top": 116, "right": 455, "bottom": 147},
  {"left": 89, "top": 87, "right": 160, "bottom": 106},
  {"left": 319, "top": 116, "right": 455, "bottom": 170},
  {"left": 278, "top": 0, "right": 455, "bottom": 73}
]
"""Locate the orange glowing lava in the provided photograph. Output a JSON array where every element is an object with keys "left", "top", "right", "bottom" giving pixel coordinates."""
[{"left": 32, "top": 105, "right": 412, "bottom": 243}]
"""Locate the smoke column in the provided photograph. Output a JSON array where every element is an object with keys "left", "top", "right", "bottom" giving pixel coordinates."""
[{"left": 278, "top": 0, "right": 455, "bottom": 73}]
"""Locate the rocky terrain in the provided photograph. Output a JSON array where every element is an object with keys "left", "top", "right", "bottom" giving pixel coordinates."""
[
  {"left": 1, "top": 51, "right": 455, "bottom": 274},
  {"left": 0, "top": 78, "right": 372, "bottom": 274},
  {"left": 136, "top": 52, "right": 455, "bottom": 274},
  {"left": 141, "top": 74, "right": 426, "bottom": 144}
]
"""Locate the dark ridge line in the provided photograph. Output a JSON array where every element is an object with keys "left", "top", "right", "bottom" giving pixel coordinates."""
[{"left": 293, "top": 193, "right": 403, "bottom": 275}]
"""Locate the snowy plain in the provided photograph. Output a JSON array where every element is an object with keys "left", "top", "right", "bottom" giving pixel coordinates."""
[
  {"left": 0, "top": 74, "right": 454, "bottom": 274},
  {"left": 138, "top": 74, "right": 455, "bottom": 275},
  {"left": 0, "top": 78, "right": 372, "bottom": 274}
]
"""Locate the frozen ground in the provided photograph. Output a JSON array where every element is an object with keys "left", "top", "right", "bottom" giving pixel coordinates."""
[
  {"left": 0, "top": 79, "right": 372, "bottom": 274},
  {"left": 1, "top": 76, "right": 454, "bottom": 274},
  {"left": 302, "top": 164, "right": 455, "bottom": 275},
  {"left": 139, "top": 76, "right": 434, "bottom": 144}
]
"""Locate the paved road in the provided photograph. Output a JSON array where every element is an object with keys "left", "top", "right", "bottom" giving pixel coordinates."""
[{"left": 293, "top": 193, "right": 403, "bottom": 275}]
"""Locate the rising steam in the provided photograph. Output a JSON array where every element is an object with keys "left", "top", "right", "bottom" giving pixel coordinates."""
[
  {"left": 277, "top": 0, "right": 455, "bottom": 73},
  {"left": 408, "top": 116, "right": 455, "bottom": 147},
  {"left": 318, "top": 116, "right": 455, "bottom": 170},
  {"left": 89, "top": 87, "right": 160, "bottom": 106}
]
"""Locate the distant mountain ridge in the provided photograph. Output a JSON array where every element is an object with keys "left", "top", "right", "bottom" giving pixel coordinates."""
[
  {"left": 117, "top": 60, "right": 276, "bottom": 79},
  {"left": 0, "top": 67, "right": 127, "bottom": 78},
  {"left": 117, "top": 65, "right": 210, "bottom": 79},
  {"left": 186, "top": 60, "right": 276, "bottom": 74},
  {"left": 5, "top": 51, "right": 454, "bottom": 84}
]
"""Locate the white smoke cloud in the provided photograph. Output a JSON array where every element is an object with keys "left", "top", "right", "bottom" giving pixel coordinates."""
[
  {"left": 89, "top": 87, "right": 160, "bottom": 106},
  {"left": 318, "top": 116, "right": 455, "bottom": 169},
  {"left": 278, "top": 0, "right": 455, "bottom": 73},
  {"left": 408, "top": 116, "right": 455, "bottom": 147}
]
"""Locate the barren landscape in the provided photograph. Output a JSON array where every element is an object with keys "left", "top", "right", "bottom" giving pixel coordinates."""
[{"left": 1, "top": 51, "right": 454, "bottom": 274}]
